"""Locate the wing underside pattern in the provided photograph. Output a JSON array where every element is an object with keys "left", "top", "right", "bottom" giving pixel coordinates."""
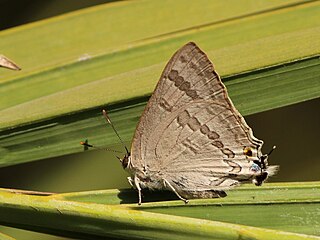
[{"left": 130, "top": 42, "right": 264, "bottom": 197}]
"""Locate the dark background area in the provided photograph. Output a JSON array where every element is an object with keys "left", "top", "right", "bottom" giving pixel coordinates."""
[{"left": 0, "top": 0, "right": 117, "bottom": 31}]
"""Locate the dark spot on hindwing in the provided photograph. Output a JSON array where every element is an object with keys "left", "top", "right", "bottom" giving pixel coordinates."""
[
  {"left": 168, "top": 70, "right": 179, "bottom": 80},
  {"left": 200, "top": 124, "right": 210, "bottom": 134},
  {"left": 208, "top": 131, "right": 219, "bottom": 140},
  {"left": 199, "top": 125, "right": 235, "bottom": 157},
  {"left": 177, "top": 110, "right": 202, "bottom": 132},
  {"left": 177, "top": 110, "right": 191, "bottom": 127},
  {"left": 222, "top": 148, "right": 235, "bottom": 158},
  {"left": 186, "top": 89, "right": 198, "bottom": 98},
  {"left": 200, "top": 124, "right": 219, "bottom": 140},
  {"left": 179, "top": 81, "right": 191, "bottom": 91},
  {"left": 174, "top": 76, "right": 184, "bottom": 87},
  {"left": 212, "top": 140, "right": 224, "bottom": 148},
  {"left": 187, "top": 117, "right": 201, "bottom": 131}
]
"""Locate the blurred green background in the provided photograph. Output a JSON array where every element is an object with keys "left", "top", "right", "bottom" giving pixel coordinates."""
[{"left": 0, "top": 1, "right": 319, "bottom": 239}]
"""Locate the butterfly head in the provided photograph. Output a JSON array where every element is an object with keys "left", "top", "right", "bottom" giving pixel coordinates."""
[
  {"left": 119, "top": 152, "right": 132, "bottom": 170},
  {"left": 251, "top": 146, "right": 277, "bottom": 186}
]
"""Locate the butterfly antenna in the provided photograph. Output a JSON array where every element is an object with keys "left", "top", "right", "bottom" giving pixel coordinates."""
[
  {"left": 80, "top": 140, "right": 123, "bottom": 154},
  {"left": 267, "top": 145, "right": 276, "bottom": 156},
  {"left": 102, "top": 109, "right": 130, "bottom": 155}
]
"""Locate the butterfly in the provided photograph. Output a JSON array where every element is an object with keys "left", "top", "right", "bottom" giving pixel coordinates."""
[{"left": 84, "top": 42, "right": 278, "bottom": 205}]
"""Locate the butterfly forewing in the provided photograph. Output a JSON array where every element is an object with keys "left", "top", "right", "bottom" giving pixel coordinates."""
[
  {"left": 130, "top": 42, "right": 265, "bottom": 200},
  {"left": 132, "top": 43, "right": 228, "bottom": 164}
]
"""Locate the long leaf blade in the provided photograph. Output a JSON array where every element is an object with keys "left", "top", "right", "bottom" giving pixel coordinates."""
[{"left": 0, "top": 182, "right": 319, "bottom": 239}]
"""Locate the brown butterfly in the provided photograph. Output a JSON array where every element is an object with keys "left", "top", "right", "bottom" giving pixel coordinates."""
[{"left": 84, "top": 42, "right": 278, "bottom": 204}]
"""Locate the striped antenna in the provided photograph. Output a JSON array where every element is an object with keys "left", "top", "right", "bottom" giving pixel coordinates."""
[
  {"left": 102, "top": 109, "right": 130, "bottom": 155},
  {"left": 80, "top": 139, "right": 123, "bottom": 154}
]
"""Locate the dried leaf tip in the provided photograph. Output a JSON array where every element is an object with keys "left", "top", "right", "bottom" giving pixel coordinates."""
[{"left": 0, "top": 55, "right": 21, "bottom": 70}]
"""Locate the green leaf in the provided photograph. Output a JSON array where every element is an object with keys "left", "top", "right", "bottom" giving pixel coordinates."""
[
  {"left": 0, "top": 231, "right": 15, "bottom": 240},
  {"left": 0, "top": 1, "right": 319, "bottom": 166},
  {"left": 0, "top": 0, "right": 312, "bottom": 86},
  {"left": 0, "top": 55, "right": 319, "bottom": 167},
  {"left": 0, "top": 182, "right": 319, "bottom": 239},
  {"left": 1, "top": 0, "right": 319, "bottom": 123}
]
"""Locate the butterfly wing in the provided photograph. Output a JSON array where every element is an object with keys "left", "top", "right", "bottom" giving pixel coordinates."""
[
  {"left": 154, "top": 100, "right": 263, "bottom": 197},
  {"left": 131, "top": 42, "right": 227, "bottom": 167},
  {"left": 130, "top": 42, "right": 264, "bottom": 197}
]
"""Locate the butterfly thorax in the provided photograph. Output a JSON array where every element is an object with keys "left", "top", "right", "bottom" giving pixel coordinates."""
[
  {"left": 121, "top": 154, "right": 165, "bottom": 190},
  {"left": 136, "top": 172, "right": 165, "bottom": 190}
]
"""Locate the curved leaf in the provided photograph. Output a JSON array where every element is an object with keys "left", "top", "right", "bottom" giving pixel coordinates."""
[{"left": 0, "top": 182, "right": 319, "bottom": 239}]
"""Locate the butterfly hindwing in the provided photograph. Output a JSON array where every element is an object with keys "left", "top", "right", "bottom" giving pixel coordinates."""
[{"left": 160, "top": 101, "right": 262, "bottom": 194}]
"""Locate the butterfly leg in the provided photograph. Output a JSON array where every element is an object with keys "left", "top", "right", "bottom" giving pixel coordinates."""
[
  {"left": 163, "top": 178, "right": 189, "bottom": 204},
  {"left": 127, "top": 177, "right": 135, "bottom": 188},
  {"left": 134, "top": 175, "right": 142, "bottom": 205}
]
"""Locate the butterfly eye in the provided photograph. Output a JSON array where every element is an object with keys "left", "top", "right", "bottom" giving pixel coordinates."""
[{"left": 243, "top": 147, "right": 253, "bottom": 157}]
